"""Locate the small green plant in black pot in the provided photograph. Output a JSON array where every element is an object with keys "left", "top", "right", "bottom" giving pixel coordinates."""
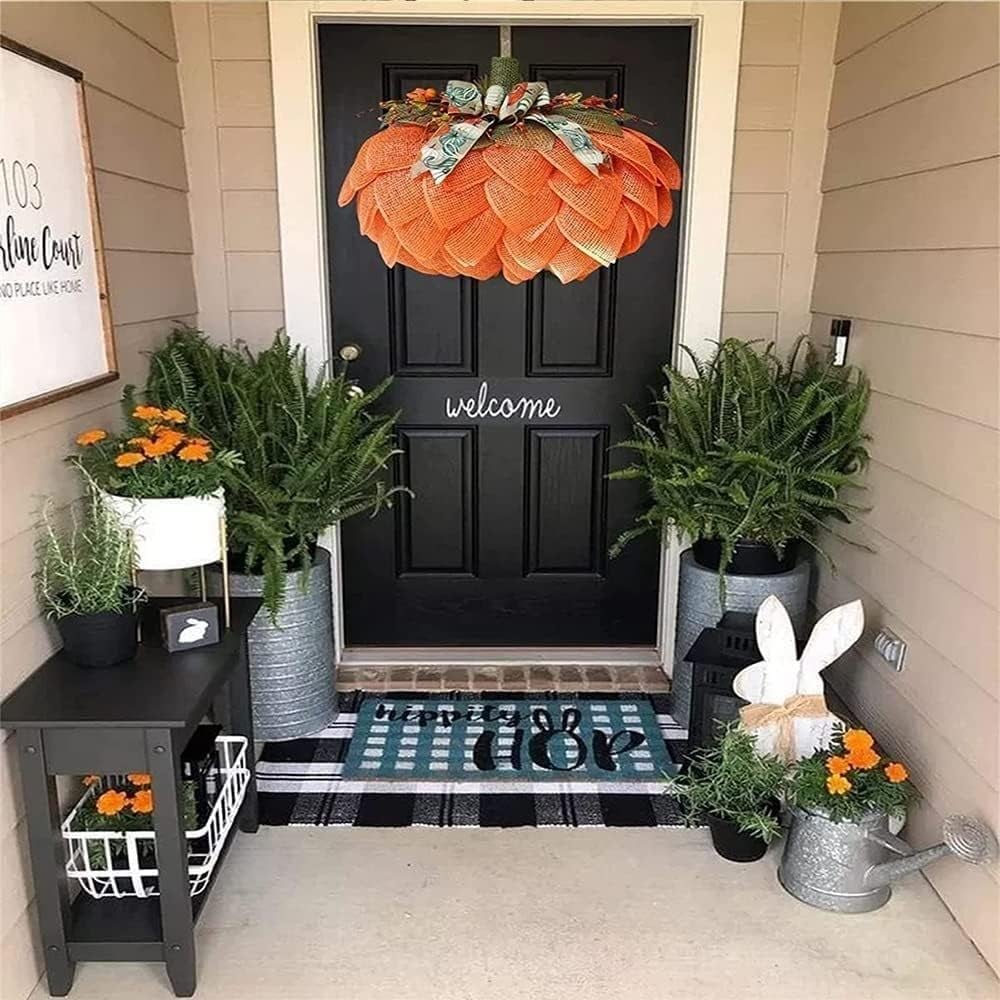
[
  {"left": 672, "top": 723, "right": 788, "bottom": 862},
  {"left": 35, "top": 481, "right": 144, "bottom": 667}
]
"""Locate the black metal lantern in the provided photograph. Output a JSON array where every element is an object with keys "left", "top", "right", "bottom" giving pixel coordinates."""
[{"left": 682, "top": 612, "right": 759, "bottom": 753}]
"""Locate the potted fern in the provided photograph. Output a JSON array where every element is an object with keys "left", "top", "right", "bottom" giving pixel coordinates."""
[
  {"left": 142, "top": 328, "right": 401, "bottom": 740},
  {"left": 613, "top": 337, "right": 870, "bottom": 724},
  {"left": 672, "top": 723, "right": 787, "bottom": 862},
  {"left": 35, "top": 481, "right": 144, "bottom": 667}
]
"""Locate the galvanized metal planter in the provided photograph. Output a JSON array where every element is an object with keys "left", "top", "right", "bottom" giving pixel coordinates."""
[
  {"left": 223, "top": 546, "right": 337, "bottom": 742},
  {"left": 778, "top": 806, "right": 998, "bottom": 913},
  {"left": 672, "top": 548, "right": 811, "bottom": 727}
]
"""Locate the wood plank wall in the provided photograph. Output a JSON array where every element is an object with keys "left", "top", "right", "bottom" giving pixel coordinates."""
[
  {"left": 810, "top": 1, "right": 1000, "bottom": 973},
  {"left": 174, "top": 1, "right": 283, "bottom": 349},
  {"left": 0, "top": 5, "right": 196, "bottom": 997}
]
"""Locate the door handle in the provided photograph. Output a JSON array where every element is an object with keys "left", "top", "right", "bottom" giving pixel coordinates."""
[{"left": 338, "top": 343, "right": 362, "bottom": 362}]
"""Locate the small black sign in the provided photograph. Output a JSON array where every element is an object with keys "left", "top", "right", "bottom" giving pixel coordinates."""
[{"left": 160, "top": 602, "right": 220, "bottom": 653}]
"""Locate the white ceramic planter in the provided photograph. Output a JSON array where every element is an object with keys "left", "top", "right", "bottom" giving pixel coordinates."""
[{"left": 103, "top": 489, "right": 225, "bottom": 571}]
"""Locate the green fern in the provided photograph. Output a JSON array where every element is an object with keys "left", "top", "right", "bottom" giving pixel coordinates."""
[
  {"left": 144, "top": 326, "right": 404, "bottom": 618},
  {"left": 612, "top": 337, "right": 871, "bottom": 593}
]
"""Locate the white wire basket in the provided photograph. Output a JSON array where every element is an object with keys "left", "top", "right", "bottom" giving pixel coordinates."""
[{"left": 62, "top": 735, "right": 249, "bottom": 900}]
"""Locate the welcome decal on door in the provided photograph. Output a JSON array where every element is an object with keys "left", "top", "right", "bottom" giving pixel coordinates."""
[{"left": 445, "top": 380, "right": 561, "bottom": 420}]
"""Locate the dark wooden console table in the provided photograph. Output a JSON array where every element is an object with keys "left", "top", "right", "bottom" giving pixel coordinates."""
[{"left": 1, "top": 597, "right": 262, "bottom": 998}]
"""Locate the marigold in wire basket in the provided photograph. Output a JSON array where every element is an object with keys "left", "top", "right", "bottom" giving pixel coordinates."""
[
  {"left": 129, "top": 789, "right": 154, "bottom": 814},
  {"left": 96, "top": 789, "right": 128, "bottom": 816}
]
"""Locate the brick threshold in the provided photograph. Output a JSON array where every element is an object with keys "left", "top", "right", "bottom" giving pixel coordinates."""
[{"left": 336, "top": 663, "right": 670, "bottom": 693}]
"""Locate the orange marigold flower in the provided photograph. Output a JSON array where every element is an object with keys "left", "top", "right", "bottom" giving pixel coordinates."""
[
  {"left": 178, "top": 442, "right": 211, "bottom": 462},
  {"left": 884, "top": 762, "right": 909, "bottom": 784},
  {"left": 142, "top": 437, "right": 177, "bottom": 458},
  {"left": 75, "top": 428, "right": 107, "bottom": 446},
  {"left": 129, "top": 789, "right": 154, "bottom": 814},
  {"left": 842, "top": 728, "right": 874, "bottom": 753},
  {"left": 115, "top": 452, "right": 145, "bottom": 468},
  {"left": 96, "top": 789, "right": 128, "bottom": 816},
  {"left": 82, "top": 774, "right": 100, "bottom": 786},
  {"left": 187, "top": 437, "right": 211, "bottom": 447},
  {"left": 826, "top": 774, "right": 852, "bottom": 796},
  {"left": 154, "top": 428, "right": 185, "bottom": 448},
  {"left": 128, "top": 773, "right": 152, "bottom": 787},
  {"left": 132, "top": 405, "right": 163, "bottom": 421},
  {"left": 128, "top": 436, "right": 153, "bottom": 449},
  {"left": 826, "top": 755, "right": 852, "bottom": 776},
  {"left": 160, "top": 408, "right": 187, "bottom": 424},
  {"left": 847, "top": 746, "right": 881, "bottom": 770}
]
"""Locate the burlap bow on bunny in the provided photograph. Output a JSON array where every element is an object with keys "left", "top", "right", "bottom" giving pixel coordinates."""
[{"left": 739, "top": 694, "right": 831, "bottom": 762}]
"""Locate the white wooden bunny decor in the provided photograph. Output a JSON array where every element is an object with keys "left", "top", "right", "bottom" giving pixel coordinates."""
[{"left": 733, "top": 594, "right": 865, "bottom": 762}]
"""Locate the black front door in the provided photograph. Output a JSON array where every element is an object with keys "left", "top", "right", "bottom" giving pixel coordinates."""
[{"left": 321, "top": 24, "right": 690, "bottom": 646}]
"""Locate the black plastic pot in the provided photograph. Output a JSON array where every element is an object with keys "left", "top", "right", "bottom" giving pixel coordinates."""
[
  {"left": 692, "top": 537, "right": 799, "bottom": 576},
  {"left": 56, "top": 606, "right": 139, "bottom": 668},
  {"left": 706, "top": 813, "right": 769, "bottom": 862}
]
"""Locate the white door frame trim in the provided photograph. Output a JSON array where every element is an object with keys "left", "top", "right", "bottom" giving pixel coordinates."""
[{"left": 268, "top": 0, "right": 743, "bottom": 670}]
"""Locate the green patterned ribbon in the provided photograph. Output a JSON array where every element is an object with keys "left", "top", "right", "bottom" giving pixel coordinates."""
[{"left": 411, "top": 79, "right": 607, "bottom": 185}]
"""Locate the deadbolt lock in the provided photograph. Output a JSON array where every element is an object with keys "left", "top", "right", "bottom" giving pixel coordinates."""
[{"left": 338, "top": 343, "right": 362, "bottom": 362}]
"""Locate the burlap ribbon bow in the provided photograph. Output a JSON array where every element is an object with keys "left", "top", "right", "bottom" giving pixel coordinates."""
[
  {"left": 411, "top": 78, "right": 607, "bottom": 185},
  {"left": 739, "top": 694, "right": 830, "bottom": 761}
]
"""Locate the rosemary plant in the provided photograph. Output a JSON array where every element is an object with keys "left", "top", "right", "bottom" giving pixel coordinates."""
[
  {"left": 35, "top": 480, "right": 141, "bottom": 618},
  {"left": 671, "top": 723, "right": 787, "bottom": 842}
]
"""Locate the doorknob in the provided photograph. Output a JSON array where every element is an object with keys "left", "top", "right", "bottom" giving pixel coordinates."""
[{"left": 338, "top": 343, "right": 362, "bottom": 362}]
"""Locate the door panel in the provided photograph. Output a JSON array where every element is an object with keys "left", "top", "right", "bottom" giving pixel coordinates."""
[{"left": 320, "top": 24, "right": 691, "bottom": 646}]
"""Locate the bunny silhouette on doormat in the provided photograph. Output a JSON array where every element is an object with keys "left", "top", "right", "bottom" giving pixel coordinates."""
[{"left": 733, "top": 594, "right": 865, "bottom": 762}]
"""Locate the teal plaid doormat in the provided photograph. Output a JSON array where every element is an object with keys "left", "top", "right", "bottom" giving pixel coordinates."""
[{"left": 341, "top": 694, "right": 678, "bottom": 782}]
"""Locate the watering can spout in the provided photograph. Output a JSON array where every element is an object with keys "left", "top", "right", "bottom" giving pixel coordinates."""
[{"left": 863, "top": 816, "right": 997, "bottom": 890}]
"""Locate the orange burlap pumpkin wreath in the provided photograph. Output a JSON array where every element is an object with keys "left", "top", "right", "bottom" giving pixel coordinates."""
[{"left": 338, "top": 57, "right": 681, "bottom": 285}]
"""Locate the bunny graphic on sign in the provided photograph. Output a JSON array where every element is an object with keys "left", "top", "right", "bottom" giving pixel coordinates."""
[
  {"left": 733, "top": 594, "right": 864, "bottom": 762},
  {"left": 178, "top": 617, "right": 210, "bottom": 645}
]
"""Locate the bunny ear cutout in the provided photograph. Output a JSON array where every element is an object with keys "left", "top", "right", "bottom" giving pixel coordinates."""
[
  {"left": 732, "top": 660, "right": 767, "bottom": 702},
  {"left": 755, "top": 595, "right": 798, "bottom": 667},
  {"left": 796, "top": 599, "right": 865, "bottom": 694}
]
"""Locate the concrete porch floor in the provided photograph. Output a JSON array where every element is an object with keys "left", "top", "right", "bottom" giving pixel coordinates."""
[{"left": 31, "top": 827, "right": 997, "bottom": 1000}]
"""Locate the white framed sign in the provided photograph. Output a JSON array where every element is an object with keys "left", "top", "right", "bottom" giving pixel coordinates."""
[{"left": 0, "top": 37, "right": 116, "bottom": 419}]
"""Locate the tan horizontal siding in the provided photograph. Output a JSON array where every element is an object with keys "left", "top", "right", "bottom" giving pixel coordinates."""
[
  {"left": 812, "top": 248, "right": 1000, "bottom": 338},
  {"left": 85, "top": 87, "right": 190, "bottom": 191},
  {"left": 833, "top": 1, "right": 938, "bottom": 62},
  {"left": 815, "top": 4, "right": 1000, "bottom": 970},
  {"left": 0, "top": 7, "right": 193, "bottom": 995},
  {"left": 823, "top": 66, "right": 1000, "bottom": 191},
  {"left": 829, "top": 1, "right": 999, "bottom": 127},
  {"left": 817, "top": 158, "right": 1000, "bottom": 252},
  {"left": 864, "top": 392, "right": 998, "bottom": 517},
  {"left": 92, "top": 1, "right": 179, "bottom": 60},
  {"left": 96, "top": 171, "right": 194, "bottom": 253},
  {"left": 0, "top": 2, "right": 183, "bottom": 124},
  {"left": 809, "top": 314, "right": 999, "bottom": 428}
]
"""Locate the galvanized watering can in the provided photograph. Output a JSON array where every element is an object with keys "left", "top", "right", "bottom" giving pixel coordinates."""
[{"left": 779, "top": 807, "right": 997, "bottom": 913}]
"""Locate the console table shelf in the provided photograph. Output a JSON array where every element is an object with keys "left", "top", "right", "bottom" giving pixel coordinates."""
[{"left": 1, "top": 597, "right": 262, "bottom": 998}]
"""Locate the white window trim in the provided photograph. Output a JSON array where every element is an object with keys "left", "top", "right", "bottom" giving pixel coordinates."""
[{"left": 267, "top": 0, "right": 743, "bottom": 669}]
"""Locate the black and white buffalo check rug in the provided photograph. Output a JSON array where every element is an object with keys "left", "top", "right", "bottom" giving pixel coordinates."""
[{"left": 257, "top": 691, "right": 689, "bottom": 828}]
